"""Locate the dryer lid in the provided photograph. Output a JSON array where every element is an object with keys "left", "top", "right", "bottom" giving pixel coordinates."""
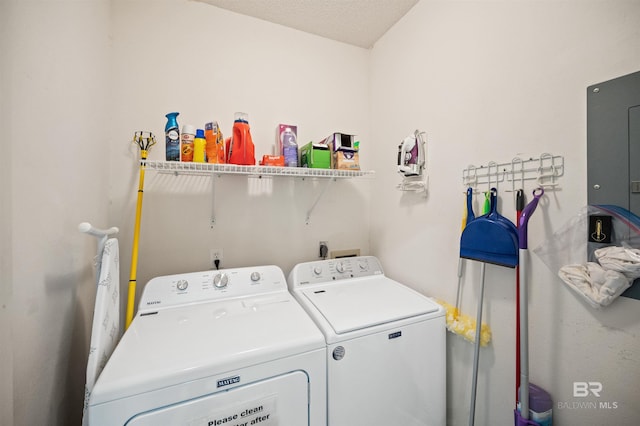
[
  {"left": 300, "top": 276, "right": 440, "bottom": 334},
  {"left": 90, "top": 291, "right": 325, "bottom": 404}
]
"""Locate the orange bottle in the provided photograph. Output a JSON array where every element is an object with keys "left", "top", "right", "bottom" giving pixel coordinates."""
[
  {"left": 216, "top": 127, "right": 225, "bottom": 164},
  {"left": 205, "top": 122, "right": 220, "bottom": 163}
]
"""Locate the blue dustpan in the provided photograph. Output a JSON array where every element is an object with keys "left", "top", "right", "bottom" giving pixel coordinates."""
[{"left": 460, "top": 188, "right": 519, "bottom": 268}]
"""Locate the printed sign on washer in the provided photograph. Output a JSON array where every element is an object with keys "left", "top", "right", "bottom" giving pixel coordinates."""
[{"left": 188, "top": 395, "right": 278, "bottom": 426}]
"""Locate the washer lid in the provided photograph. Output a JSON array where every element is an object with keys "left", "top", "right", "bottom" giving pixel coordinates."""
[{"left": 300, "top": 276, "right": 440, "bottom": 334}]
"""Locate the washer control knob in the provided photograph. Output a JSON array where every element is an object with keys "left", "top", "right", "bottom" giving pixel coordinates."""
[
  {"left": 213, "top": 273, "right": 228, "bottom": 289},
  {"left": 250, "top": 271, "right": 261, "bottom": 282},
  {"left": 358, "top": 260, "right": 367, "bottom": 270},
  {"left": 335, "top": 261, "right": 345, "bottom": 273},
  {"left": 313, "top": 266, "right": 322, "bottom": 275},
  {"left": 176, "top": 279, "right": 189, "bottom": 291}
]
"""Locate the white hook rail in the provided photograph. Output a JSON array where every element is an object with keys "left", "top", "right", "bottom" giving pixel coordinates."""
[{"left": 462, "top": 153, "right": 564, "bottom": 190}]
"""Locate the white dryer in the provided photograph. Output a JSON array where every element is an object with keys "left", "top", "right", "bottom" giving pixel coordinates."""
[
  {"left": 89, "top": 265, "right": 326, "bottom": 426},
  {"left": 288, "top": 256, "right": 446, "bottom": 426}
]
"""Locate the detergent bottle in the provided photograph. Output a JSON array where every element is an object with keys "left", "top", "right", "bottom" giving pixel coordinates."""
[
  {"left": 193, "top": 129, "right": 206, "bottom": 163},
  {"left": 281, "top": 127, "right": 298, "bottom": 167},
  {"left": 517, "top": 384, "right": 552, "bottom": 426},
  {"left": 165, "top": 112, "right": 180, "bottom": 161},
  {"left": 226, "top": 112, "right": 255, "bottom": 165}
]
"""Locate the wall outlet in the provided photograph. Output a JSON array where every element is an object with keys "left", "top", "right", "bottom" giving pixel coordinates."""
[
  {"left": 210, "top": 248, "right": 223, "bottom": 269},
  {"left": 319, "top": 241, "right": 329, "bottom": 258}
]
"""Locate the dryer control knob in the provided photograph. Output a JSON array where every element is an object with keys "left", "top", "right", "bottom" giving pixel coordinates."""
[
  {"left": 250, "top": 272, "right": 261, "bottom": 282},
  {"left": 335, "top": 261, "right": 345, "bottom": 273},
  {"left": 213, "top": 273, "right": 228, "bottom": 289},
  {"left": 176, "top": 279, "right": 189, "bottom": 291},
  {"left": 313, "top": 266, "right": 322, "bottom": 275}
]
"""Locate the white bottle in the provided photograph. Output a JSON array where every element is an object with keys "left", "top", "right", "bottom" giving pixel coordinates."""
[
  {"left": 180, "top": 124, "right": 196, "bottom": 162},
  {"left": 282, "top": 127, "right": 298, "bottom": 167}
]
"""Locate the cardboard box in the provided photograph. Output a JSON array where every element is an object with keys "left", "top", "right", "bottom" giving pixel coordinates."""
[
  {"left": 319, "top": 132, "right": 355, "bottom": 151},
  {"left": 300, "top": 142, "right": 331, "bottom": 169},
  {"left": 332, "top": 148, "right": 360, "bottom": 170},
  {"left": 259, "top": 155, "right": 285, "bottom": 166}
]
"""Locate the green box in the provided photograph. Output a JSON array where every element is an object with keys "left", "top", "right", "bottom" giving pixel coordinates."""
[{"left": 300, "top": 142, "right": 331, "bottom": 169}]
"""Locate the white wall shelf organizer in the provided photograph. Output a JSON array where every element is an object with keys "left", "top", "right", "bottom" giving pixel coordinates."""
[
  {"left": 143, "top": 160, "right": 373, "bottom": 179},
  {"left": 142, "top": 160, "right": 375, "bottom": 225},
  {"left": 462, "top": 153, "right": 564, "bottom": 190}
]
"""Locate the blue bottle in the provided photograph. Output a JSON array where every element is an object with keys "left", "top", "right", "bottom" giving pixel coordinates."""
[{"left": 165, "top": 112, "right": 180, "bottom": 161}]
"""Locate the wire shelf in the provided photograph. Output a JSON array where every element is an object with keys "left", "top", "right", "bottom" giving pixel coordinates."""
[{"left": 143, "top": 160, "right": 375, "bottom": 179}]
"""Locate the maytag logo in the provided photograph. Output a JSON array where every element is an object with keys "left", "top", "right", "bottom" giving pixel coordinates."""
[
  {"left": 217, "top": 376, "right": 240, "bottom": 388},
  {"left": 388, "top": 331, "right": 402, "bottom": 340}
]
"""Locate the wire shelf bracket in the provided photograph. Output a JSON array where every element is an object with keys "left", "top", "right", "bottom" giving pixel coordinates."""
[{"left": 142, "top": 160, "right": 375, "bottom": 226}]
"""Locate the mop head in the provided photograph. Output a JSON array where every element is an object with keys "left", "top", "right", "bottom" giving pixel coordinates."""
[{"left": 436, "top": 300, "right": 492, "bottom": 346}]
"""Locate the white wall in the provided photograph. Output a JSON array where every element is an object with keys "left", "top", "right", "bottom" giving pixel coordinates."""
[
  {"left": 7, "top": 1, "right": 112, "bottom": 424},
  {"left": 370, "top": 1, "right": 640, "bottom": 425},
  {"left": 5, "top": 0, "right": 640, "bottom": 425},
  {"left": 0, "top": 0, "right": 14, "bottom": 423},
  {"left": 109, "top": 0, "right": 372, "bottom": 296},
  {"left": 2, "top": 1, "right": 371, "bottom": 423}
]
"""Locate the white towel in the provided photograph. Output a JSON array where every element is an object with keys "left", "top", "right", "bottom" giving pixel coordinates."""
[
  {"left": 82, "top": 238, "right": 120, "bottom": 426},
  {"left": 594, "top": 246, "right": 640, "bottom": 280},
  {"left": 558, "top": 262, "right": 631, "bottom": 309}
]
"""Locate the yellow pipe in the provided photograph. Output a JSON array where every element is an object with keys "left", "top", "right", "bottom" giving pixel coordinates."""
[{"left": 125, "top": 149, "right": 148, "bottom": 329}]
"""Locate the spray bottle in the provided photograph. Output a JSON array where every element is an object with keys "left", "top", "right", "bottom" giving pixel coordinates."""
[
  {"left": 165, "top": 112, "right": 180, "bottom": 161},
  {"left": 180, "top": 124, "right": 195, "bottom": 162}
]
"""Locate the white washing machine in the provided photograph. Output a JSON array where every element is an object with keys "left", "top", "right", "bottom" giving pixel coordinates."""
[
  {"left": 288, "top": 256, "right": 446, "bottom": 426},
  {"left": 89, "top": 265, "right": 326, "bottom": 426}
]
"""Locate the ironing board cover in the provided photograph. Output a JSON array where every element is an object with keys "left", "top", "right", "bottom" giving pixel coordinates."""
[{"left": 82, "top": 238, "right": 121, "bottom": 426}]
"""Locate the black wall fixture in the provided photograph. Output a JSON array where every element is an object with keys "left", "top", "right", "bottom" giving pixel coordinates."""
[{"left": 587, "top": 70, "right": 640, "bottom": 300}]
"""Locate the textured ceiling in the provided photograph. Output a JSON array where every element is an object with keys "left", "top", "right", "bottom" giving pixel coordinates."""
[{"left": 195, "top": 0, "right": 419, "bottom": 49}]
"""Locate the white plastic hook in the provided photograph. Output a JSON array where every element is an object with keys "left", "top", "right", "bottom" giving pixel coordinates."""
[
  {"left": 487, "top": 161, "right": 499, "bottom": 192},
  {"left": 537, "top": 153, "right": 559, "bottom": 188},
  {"left": 506, "top": 157, "right": 525, "bottom": 192},
  {"left": 463, "top": 164, "right": 478, "bottom": 191}
]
